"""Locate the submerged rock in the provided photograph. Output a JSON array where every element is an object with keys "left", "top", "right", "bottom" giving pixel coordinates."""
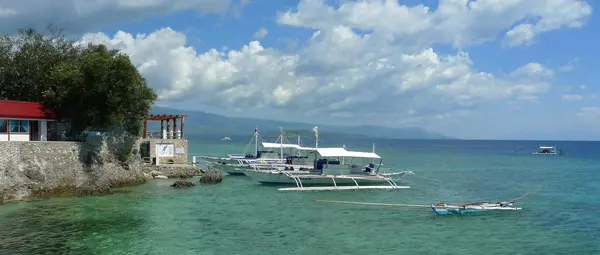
[
  {"left": 171, "top": 180, "right": 196, "bottom": 188},
  {"left": 199, "top": 168, "right": 223, "bottom": 184}
]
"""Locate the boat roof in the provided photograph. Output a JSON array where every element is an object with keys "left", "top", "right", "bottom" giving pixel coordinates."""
[
  {"left": 315, "top": 147, "right": 381, "bottom": 159},
  {"left": 260, "top": 142, "right": 382, "bottom": 159},
  {"left": 261, "top": 142, "right": 302, "bottom": 149},
  {"left": 297, "top": 146, "right": 317, "bottom": 151},
  {"left": 539, "top": 146, "right": 555, "bottom": 149}
]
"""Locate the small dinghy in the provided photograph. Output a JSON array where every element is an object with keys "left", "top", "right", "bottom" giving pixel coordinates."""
[{"left": 315, "top": 186, "right": 540, "bottom": 216}]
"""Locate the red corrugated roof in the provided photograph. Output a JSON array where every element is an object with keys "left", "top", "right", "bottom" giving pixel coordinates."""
[{"left": 0, "top": 100, "right": 56, "bottom": 120}]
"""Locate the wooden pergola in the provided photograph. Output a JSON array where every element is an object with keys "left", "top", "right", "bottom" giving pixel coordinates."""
[{"left": 143, "top": 114, "right": 188, "bottom": 139}]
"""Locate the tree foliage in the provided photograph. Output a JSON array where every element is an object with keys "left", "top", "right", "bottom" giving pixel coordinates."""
[{"left": 0, "top": 26, "right": 157, "bottom": 137}]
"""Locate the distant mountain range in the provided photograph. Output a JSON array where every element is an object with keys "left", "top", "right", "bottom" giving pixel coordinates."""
[{"left": 149, "top": 106, "right": 455, "bottom": 140}]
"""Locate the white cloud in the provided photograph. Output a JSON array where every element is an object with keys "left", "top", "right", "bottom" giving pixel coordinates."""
[
  {"left": 0, "top": 0, "right": 233, "bottom": 34},
  {"left": 277, "top": 0, "right": 592, "bottom": 48},
  {"left": 510, "top": 62, "right": 554, "bottom": 78},
  {"left": 505, "top": 24, "right": 536, "bottom": 47},
  {"left": 80, "top": 27, "right": 552, "bottom": 126},
  {"left": 503, "top": 1, "right": 592, "bottom": 47},
  {"left": 559, "top": 58, "right": 580, "bottom": 72},
  {"left": 562, "top": 94, "right": 584, "bottom": 102},
  {"left": 4, "top": 0, "right": 593, "bottom": 137},
  {"left": 253, "top": 27, "right": 268, "bottom": 39},
  {"left": 0, "top": 5, "right": 17, "bottom": 17}
]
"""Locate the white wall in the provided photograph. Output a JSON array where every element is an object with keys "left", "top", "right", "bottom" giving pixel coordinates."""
[
  {"left": 0, "top": 118, "right": 53, "bottom": 142},
  {"left": 10, "top": 134, "right": 29, "bottom": 141}
]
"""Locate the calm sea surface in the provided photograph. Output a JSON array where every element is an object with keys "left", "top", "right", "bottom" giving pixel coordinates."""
[{"left": 1, "top": 136, "right": 599, "bottom": 255}]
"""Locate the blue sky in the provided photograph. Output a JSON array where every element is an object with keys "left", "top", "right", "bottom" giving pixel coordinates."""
[{"left": 1, "top": 0, "right": 599, "bottom": 140}]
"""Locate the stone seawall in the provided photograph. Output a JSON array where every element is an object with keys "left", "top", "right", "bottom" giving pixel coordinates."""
[{"left": 0, "top": 136, "right": 146, "bottom": 203}]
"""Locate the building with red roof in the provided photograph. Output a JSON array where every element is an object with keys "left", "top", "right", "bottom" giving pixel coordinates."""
[{"left": 0, "top": 100, "right": 58, "bottom": 141}]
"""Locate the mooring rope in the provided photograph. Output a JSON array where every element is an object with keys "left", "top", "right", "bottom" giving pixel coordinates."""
[{"left": 512, "top": 186, "right": 542, "bottom": 202}]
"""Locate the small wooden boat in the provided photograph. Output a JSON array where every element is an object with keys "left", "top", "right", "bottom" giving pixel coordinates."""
[
  {"left": 315, "top": 187, "right": 540, "bottom": 216},
  {"left": 430, "top": 201, "right": 521, "bottom": 215}
]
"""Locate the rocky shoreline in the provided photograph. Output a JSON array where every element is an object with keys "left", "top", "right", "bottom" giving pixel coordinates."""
[
  {"left": 0, "top": 137, "right": 222, "bottom": 204},
  {"left": 142, "top": 165, "right": 204, "bottom": 179},
  {"left": 142, "top": 165, "right": 223, "bottom": 184}
]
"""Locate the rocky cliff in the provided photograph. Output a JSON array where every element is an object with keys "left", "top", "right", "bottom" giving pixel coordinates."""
[{"left": 0, "top": 136, "right": 146, "bottom": 203}]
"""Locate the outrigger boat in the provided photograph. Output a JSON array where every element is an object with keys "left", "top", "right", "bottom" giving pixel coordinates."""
[
  {"left": 198, "top": 127, "right": 314, "bottom": 175},
  {"left": 315, "top": 187, "right": 540, "bottom": 215},
  {"left": 243, "top": 146, "right": 414, "bottom": 191},
  {"left": 430, "top": 201, "right": 521, "bottom": 215},
  {"left": 533, "top": 145, "right": 561, "bottom": 155}
]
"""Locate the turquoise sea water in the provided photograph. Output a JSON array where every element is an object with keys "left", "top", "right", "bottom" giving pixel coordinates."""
[{"left": 1, "top": 136, "right": 599, "bottom": 254}]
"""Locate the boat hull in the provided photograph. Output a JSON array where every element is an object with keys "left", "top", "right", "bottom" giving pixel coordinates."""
[
  {"left": 431, "top": 205, "right": 522, "bottom": 215},
  {"left": 212, "top": 161, "right": 313, "bottom": 176},
  {"left": 243, "top": 170, "right": 392, "bottom": 185}
]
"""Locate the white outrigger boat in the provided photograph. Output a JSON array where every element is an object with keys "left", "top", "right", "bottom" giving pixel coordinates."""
[
  {"left": 533, "top": 145, "right": 561, "bottom": 155},
  {"left": 315, "top": 186, "right": 541, "bottom": 215},
  {"left": 242, "top": 147, "right": 414, "bottom": 191},
  {"left": 199, "top": 127, "right": 314, "bottom": 175}
]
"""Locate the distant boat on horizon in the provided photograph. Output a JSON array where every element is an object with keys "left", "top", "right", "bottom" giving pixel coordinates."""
[
  {"left": 221, "top": 136, "right": 232, "bottom": 141},
  {"left": 533, "top": 145, "right": 562, "bottom": 155}
]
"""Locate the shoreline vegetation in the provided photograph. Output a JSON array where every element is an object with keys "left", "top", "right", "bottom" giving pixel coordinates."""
[
  {"left": 1, "top": 26, "right": 157, "bottom": 138},
  {"left": 0, "top": 26, "right": 221, "bottom": 204}
]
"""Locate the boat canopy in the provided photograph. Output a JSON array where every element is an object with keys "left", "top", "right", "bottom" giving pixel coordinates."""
[
  {"left": 297, "top": 146, "right": 317, "bottom": 151},
  {"left": 539, "top": 146, "right": 555, "bottom": 149},
  {"left": 315, "top": 147, "right": 381, "bottom": 159},
  {"left": 261, "top": 142, "right": 302, "bottom": 149}
]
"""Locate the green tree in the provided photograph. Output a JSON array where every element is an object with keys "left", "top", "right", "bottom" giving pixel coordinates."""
[
  {"left": 0, "top": 27, "right": 157, "bottom": 137},
  {"left": 45, "top": 44, "right": 157, "bottom": 136},
  {"left": 0, "top": 26, "right": 80, "bottom": 101}
]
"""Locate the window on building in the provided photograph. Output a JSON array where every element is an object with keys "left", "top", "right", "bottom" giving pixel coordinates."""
[
  {"left": 10, "top": 120, "right": 29, "bottom": 133},
  {"left": 0, "top": 120, "right": 7, "bottom": 133}
]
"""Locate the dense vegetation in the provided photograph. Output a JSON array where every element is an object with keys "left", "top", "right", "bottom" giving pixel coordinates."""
[{"left": 0, "top": 26, "right": 157, "bottom": 137}]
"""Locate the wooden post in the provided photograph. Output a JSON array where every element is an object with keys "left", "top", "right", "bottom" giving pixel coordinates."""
[
  {"left": 143, "top": 119, "right": 148, "bottom": 138},
  {"left": 161, "top": 119, "right": 164, "bottom": 133}
]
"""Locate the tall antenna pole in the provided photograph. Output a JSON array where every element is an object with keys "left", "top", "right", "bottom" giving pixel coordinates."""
[
  {"left": 279, "top": 127, "right": 284, "bottom": 160},
  {"left": 313, "top": 126, "right": 319, "bottom": 148},
  {"left": 255, "top": 126, "right": 259, "bottom": 158},
  {"left": 372, "top": 142, "right": 375, "bottom": 165},
  {"left": 342, "top": 144, "right": 346, "bottom": 165}
]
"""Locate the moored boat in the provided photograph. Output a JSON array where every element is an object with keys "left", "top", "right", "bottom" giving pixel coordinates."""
[
  {"left": 198, "top": 127, "right": 316, "bottom": 175},
  {"left": 243, "top": 146, "right": 414, "bottom": 191},
  {"left": 430, "top": 201, "right": 522, "bottom": 215},
  {"left": 533, "top": 145, "right": 561, "bottom": 155},
  {"left": 315, "top": 186, "right": 541, "bottom": 215}
]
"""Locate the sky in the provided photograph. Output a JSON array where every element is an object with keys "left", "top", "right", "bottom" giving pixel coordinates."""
[{"left": 0, "top": 0, "right": 599, "bottom": 140}]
